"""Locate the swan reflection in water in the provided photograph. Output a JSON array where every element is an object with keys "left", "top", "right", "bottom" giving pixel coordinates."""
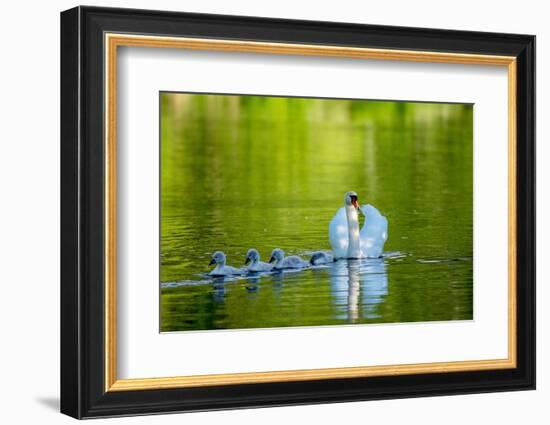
[
  {"left": 329, "top": 258, "right": 388, "bottom": 323},
  {"left": 245, "top": 276, "right": 261, "bottom": 293},
  {"left": 211, "top": 277, "right": 228, "bottom": 303}
]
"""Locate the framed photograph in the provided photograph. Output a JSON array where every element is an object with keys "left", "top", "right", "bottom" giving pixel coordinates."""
[{"left": 60, "top": 6, "right": 535, "bottom": 419}]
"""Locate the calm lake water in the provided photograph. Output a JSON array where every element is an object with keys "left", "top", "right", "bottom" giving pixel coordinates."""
[{"left": 160, "top": 93, "right": 473, "bottom": 332}]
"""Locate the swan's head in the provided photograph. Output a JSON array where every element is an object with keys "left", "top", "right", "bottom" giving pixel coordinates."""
[
  {"left": 209, "top": 251, "right": 226, "bottom": 266},
  {"left": 269, "top": 248, "right": 285, "bottom": 264},
  {"left": 245, "top": 248, "right": 260, "bottom": 265},
  {"left": 309, "top": 252, "right": 325, "bottom": 265},
  {"left": 344, "top": 191, "right": 360, "bottom": 209}
]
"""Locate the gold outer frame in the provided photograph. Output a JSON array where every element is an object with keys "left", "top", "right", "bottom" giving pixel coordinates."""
[{"left": 104, "top": 33, "right": 517, "bottom": 392}]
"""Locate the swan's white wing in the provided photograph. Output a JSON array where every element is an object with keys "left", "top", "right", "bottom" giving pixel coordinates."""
[
  {"left": 329, "top": 207, "right": 349, "bottom": 258},
  {"left": 284, "top": 256, "right": 308, "bottom": 268},
  {"left": 226, "top": 265, "right": 246, "bottom": 275},
  {"left": 359, "top": 204, "right": 388, "bottom": 258},
  {"left": 258, "top": 261, "right": 274, "bottom": 272}
]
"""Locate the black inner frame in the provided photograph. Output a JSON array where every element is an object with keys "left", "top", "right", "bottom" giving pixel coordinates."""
[{"left": 60, "top": 6, "right": 535, "bottom": 419}]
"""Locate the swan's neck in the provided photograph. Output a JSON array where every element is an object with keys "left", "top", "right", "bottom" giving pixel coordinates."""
[
  {"left": 214, "top": 260, "right": 226, "bottom": 272},
  {"left": 346, "top": 205, "right": 361, "bottom": 258}
]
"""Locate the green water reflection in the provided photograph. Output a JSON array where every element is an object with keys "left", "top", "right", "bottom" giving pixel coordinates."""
[{"left": 160, "top": 93, "right": 473, "bottom": 332}]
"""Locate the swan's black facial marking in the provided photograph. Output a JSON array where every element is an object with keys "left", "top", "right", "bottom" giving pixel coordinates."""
[
  {"left": 269, "top": 256, "right": 275, "bottom": 263},
  {"left": 310, "top": 252, "right": 323, "bottom": 265},
  {"left": 209, "top": 258, "right": 216, "bottom": 265},
  {"left": 350, "top": 194, "right": 359, "bottom": 209},
  {"left": 244, "top": 257, "right": 251, "bottom": 265}
]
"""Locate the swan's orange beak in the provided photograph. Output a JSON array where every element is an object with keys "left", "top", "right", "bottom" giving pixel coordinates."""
[{"left": 351, "top": 198, "right": 359, "bottom": 209}]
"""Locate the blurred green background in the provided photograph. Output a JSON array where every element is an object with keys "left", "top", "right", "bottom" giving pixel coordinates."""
[{"left": 160, "top": 93, "right": 473, "bottom": 332}]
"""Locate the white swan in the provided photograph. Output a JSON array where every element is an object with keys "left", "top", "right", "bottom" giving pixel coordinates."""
[
  {"left": 208, "top": 251, "right": 245, "bottom": 276},
  {"left": 269, "top": 248, "right": 309, "bottom": 270},
  {"left": 244, "top": 249, "right": 273, "bottom": 272},
  {"left": 329, "top": 191, "right": 388, "bottom": 259},
  {"left": 309, "top": 251, "right": 334, "bottom": 265}
]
